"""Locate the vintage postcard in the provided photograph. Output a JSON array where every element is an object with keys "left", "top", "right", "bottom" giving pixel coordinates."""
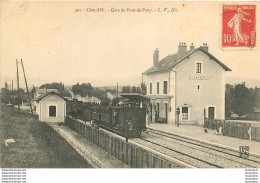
[{"left": 0, "top": 1, "right": 260, "bottom": 183}]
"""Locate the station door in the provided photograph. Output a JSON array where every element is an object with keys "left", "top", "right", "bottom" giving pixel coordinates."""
[{"left": 208, "top": 107, "right": 215, "bottom": 119}]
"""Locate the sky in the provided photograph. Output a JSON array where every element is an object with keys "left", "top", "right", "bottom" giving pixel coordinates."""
[{"left": 1, "top": 1, "right": 260, "bottom": 89}]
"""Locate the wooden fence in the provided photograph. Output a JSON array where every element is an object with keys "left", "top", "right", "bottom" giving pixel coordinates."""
[
  {"left": 204, "top": 118, "right": 260, "bottom": 141},
  {"left": 65, "top": 116, "right": 191, "bottom": 168}
]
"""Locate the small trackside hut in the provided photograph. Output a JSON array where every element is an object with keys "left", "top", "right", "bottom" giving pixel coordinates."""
[{"left": 34, "top": 91, "right": 69, "bottom": 122}]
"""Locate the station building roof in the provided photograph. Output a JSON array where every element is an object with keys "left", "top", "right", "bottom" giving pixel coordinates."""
[
  {"left": 34, "top": 91, "right": 69, "bottom": 102},
  {"left": 143, "top": 47, "right": 232, "bottom": 75},
  {"left": 120, "top": 93, "right": 150, "bottom": 101}
]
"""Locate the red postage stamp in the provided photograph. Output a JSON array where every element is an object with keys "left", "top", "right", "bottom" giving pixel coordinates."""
[{"left": 222, "top": 5, "right": 256, "bottom": 49}]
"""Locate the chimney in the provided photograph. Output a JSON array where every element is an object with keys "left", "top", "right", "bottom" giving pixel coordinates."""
[
  {"left": 153, "top": 48, "right": 159, "bottom": 67},
  {"left": 178, "top": 42, "right": 187, "bottom": 59},
  {"left": 201, "top": 43, "right": 208, "bottom": 52},
  {"left": 190, "top": 43, "right": 195, "bottom": 50}
]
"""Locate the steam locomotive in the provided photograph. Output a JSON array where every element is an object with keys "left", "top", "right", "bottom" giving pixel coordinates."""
[{"left": 66, "top": 101, "right": 146, "bottom": 138}]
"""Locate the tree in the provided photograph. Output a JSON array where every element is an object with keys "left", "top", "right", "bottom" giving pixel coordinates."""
[
  {"left": 13, "top": 96, "right": 23, "bottom": 105},
  {"left": 122, "top": 85, "right": 141, "bottom": 94},
  {"left": 31, "top": 86, "right": 36, "bottom": 98},
  {"left": 105, "top": 88, "right": 117, "bottom": 95},
  {"left": 72, "top": 83, "right": 80, "bottom": 95},
  {"left": 225, "top": 84, "right": 234, "bottom": 118},
  {"left": 0, "top": 87, "right": 9, "bottom": 104},
  {"left": 13, "top": 88, "right": 24, "bottom": 95},
  {"left": 254, "top": 87, "right": 260, "bottom": 110},
  {"left": 71, "top": 83, "right": 93, "bottom": 97},
  {"left": 122, "top": 86, "right": 127, "bottom": 93},
  {"left": 70, "top": 83, "right": 110, "bottom": 102},
  {"left": 131, "top": 86, "right": 137, "bottom": 93},
  {"left": 136, "top": 87, "right": 141, "bottom": 93},
  {"left": 92, "top": 88, "right": 110, "bottom": 102},
  {"left": 58, "top": 90, "right": 72, "bottom": 97},
  {"left": 231, "top": 82, "right": 254, "bottom": 117},
  {"left": 122, "top": 85, "right": 131, "bottom": 93},
  {"left": 5, "top": 81, "right": 8, "bottom": 90},
  {"left": 126, "top": 86, "right": 131, "bottom": 93},
  {"left": 141, "top": 83, "right": 147, "bottom": 94},
  {"left": 40, "top": 82, "right": 65, "bottom": 91}
]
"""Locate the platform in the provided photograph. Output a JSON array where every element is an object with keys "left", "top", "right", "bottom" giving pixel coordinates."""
[
  {"left": 47, "top": 122, "right": 129, "bottom": 168},
  {"left": 147, "top": 123, "right": 260, "bottom": 155}
]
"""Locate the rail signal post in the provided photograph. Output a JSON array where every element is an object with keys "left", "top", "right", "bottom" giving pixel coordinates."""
[{"left": 176, "top": 107, "right": 180, "bottom": 127}]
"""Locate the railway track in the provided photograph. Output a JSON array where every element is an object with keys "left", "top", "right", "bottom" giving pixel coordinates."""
[
  {"left": 132, "top": 128, "right": 260, "bottom": 168},
  {"left": 138, "top": 137, "right": 222, "bottom": 168},
  {"left": 147, "top": 129, "right": 260, "bottom": 162},
  {"left": 70, "top": 116, "right": 260, "bottom": 168}
]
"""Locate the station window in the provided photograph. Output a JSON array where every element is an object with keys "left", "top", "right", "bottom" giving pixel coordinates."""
[
  {"left": 157, "top": 82, "right": 159, "bottom": 94},
  {"left": 163, "top": 81, "right": 168, "bottom": 94},
  {"left": 197, "top": 84, "right": 201, "bottom": 90},
  {"left": 150, "top": 83, "right": 152, "bottom": 94},
  {"left": 49, "top": 106, "right": 56, "bottom": 117},
  {"left": 182, "top": 107, "right": 188, "bottom": 120},
  {"left": 196, "top": 63, "right": 202, "bottom": 73}
]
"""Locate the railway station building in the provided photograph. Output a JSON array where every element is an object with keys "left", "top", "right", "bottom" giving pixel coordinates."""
[
  {"left": 34, "top": 91, "right": 69, "bottom": 123},
  {"left": 142, "top": 43, "right": 231, "bottom": 125}
]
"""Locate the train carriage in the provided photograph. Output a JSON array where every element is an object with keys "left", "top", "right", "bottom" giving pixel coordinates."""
[
  {"left": 66, "top": 100, "right": 146, "bottom": 138},
  {"left": 84, "top": 105, "right": 93, "bottom": 121},
  {"left": 100, "top": 107, "right": 112, "bottom": 125},
  {"left": 92, "top": 106, "right": 101, "bottom": 122},
  {"left": 113, "top": 106, "right": 146, "bottom": 137},
  {"left": 77, "top": 101, "right": 86, "bottom": 119}
]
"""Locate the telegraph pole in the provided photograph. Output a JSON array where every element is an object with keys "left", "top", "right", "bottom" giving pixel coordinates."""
[
  {"left": 16, "top": 59, "right": 20, "bottom": 112},
  {"left": 21, "top": 59, "right": 33, "bottom": 115},
  {"left": 117, "top": 83, "right": 118, "bottom": 105},
  {"left": 12, "top": 80, "right": 14, "bottom": 106},
  {"left": 9, "top": 84, "right": 11, "bottom": 105},
  {"left": 6, "top": 81, "right": 9, "bottom": 105}
]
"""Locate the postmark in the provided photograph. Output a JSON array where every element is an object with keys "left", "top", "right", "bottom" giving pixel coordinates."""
[{"left": 222, "top": 5, "right": 256, "bottom": 50}]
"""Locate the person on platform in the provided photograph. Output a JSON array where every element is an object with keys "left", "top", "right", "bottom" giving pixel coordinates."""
[{"left": 146, "top": 108, "right": 149, "bottom": 125}]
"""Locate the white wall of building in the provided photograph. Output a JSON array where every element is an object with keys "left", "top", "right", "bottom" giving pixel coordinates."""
[
  {"left": 143, "top": 50, "right": 226, "bottom": 125},
  {"left": 143, "top": 71, "right": 176, "bottom": 124},
  {"left": 38, "top": 94, "right": 66, "bottom": 122},
  {"left": 143, "top": 72, "right": 171, "bottom": 96},
  {"left": 175, "top": 51, "right": 225, "bottom": 125}
]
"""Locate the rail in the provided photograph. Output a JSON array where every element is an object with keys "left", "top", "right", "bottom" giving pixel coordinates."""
[
  {"left": 145, "top": 128, "right": 260, "bottom": 168},
  {"left": 65, "top": 116, "right": 193, "bottom": 168}
]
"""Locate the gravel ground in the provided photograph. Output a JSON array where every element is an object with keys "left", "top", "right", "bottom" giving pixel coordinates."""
[
  {"left": 134, "top": 136, "right": 216, "bottom": 168},
  {"left": 148, "top": 123, "right": 260, "bottom": 154},
  {"left": 149, "top": 130, "right": 260, "bottom": 166},
  {"left": 133, "top": 130, "right": 260, "bottom": 168}
]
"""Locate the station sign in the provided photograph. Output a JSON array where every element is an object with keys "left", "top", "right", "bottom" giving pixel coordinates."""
[
  {"left": 47, "top": 99, "right": 59, "bottom": 101},
  {"left": 189, "top": 76, "right": 209, "bottom": 80}
]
